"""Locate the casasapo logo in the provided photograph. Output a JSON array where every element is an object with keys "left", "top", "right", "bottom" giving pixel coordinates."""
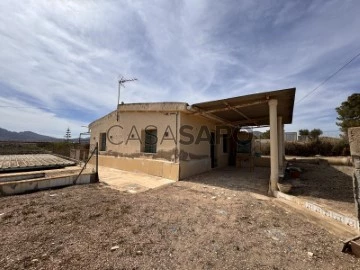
[{"left": 105, "top": 124, "right": 253, "bottom": 146}]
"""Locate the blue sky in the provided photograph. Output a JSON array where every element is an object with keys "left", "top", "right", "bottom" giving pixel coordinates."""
[{"left": 0, "top": 0, "right": 359, "bottom": 138}]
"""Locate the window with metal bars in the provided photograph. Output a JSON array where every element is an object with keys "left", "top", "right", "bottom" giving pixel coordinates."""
[
  {"left": 144, "top": 129, "right": 157, "bottom": 153},
  {"left": 99, "top": 132, "right": 106, "bottom": 151}
]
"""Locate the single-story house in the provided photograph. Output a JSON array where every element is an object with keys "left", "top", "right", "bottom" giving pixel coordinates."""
[{"left": 89, "top": 88, "right": 296, "bottom": 194}]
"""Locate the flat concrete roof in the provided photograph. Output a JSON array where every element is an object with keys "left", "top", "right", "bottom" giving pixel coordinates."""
[
  {"left": 89, "top": 88, "right": 296, "bottom": 127},
  {"left": 0, "top": 154, "right": 76, "bottom": 172},
  {"left": 118, "top": 102, "right": 188, "bottom": 112}
]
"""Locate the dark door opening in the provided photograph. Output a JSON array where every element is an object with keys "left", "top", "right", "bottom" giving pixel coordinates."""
[
  {"left": 228, "top": 128, "right": 237, "bottom": 166},
  {"left": 100, "top": 132, "right": 107, "bottom": 151},
  {"left": 144, "top": 129, "right": 157, "bottom": 153},
  {"left": 210, "top": 132, "right": 215, "bottom": 168}
]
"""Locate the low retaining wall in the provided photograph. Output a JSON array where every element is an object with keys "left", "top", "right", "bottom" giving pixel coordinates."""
[
  {"left": 304, "top": 201, "right": 359, "bottom": 229},
  {"left": 275, "top": 191, "right": 360, "bottom": 231},
  {"left": 286, "top": 156, "right": 352, "bottom": 166},
  {"left": 91, "top": 155, "right": 180, "bottom": 181},
  {"left": 322, "top": 156, "right": 352, "bottom": 166},
  {"left": 0, "top": 172, "right": 45, "bottom": 183},
  {"left": 179, "top": 158, "right": 211, "bottom": 179},
  {"left": 0, "top": 173, "right": 97, "bottom": 196},
  {"left": 92, "top": 155, "right": 270, "bottom": 181}
]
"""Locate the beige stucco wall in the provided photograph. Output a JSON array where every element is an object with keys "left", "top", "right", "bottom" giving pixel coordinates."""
[
  {"left": 89, "top": 110, "right": 179, "bottom": 161},
  {"left": 93, "top": 155, "right": 180, "bottom": 181},
  {"left": 89, "top": 105, "right": 230, "bottom": 181},
  {"left": 179, "top": 112, "right": 229, "bottom": 179},
  {"left": 89, "top": 108, "right": 180, "bottom": 180}
]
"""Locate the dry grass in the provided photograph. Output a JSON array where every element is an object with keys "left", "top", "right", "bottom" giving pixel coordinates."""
[{"left": 0, "top": 179, "right": 359, "bottom": 269}]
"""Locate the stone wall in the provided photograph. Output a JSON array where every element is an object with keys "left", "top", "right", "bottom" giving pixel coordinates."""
[{"left": 348, "top": 127, "right": 360, "bottom": 220}]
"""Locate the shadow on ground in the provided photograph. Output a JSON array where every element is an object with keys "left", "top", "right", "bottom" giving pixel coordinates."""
[
  {"left": 281, "top": 161, "right": 355, "bottom": 217},
  {"left": 182, "top": 166, "right": 270, "bottom": 195}
]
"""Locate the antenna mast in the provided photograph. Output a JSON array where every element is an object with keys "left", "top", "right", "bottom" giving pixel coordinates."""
[{"left": 117, "top": 76, "right": 137, "bottom": 121}]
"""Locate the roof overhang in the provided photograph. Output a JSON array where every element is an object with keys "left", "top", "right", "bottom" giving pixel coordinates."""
[{"left": 189, "top": 88, "right": 296, "bottom": 127}]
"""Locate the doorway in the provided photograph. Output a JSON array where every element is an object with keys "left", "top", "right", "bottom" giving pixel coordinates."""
[
  {"left": 100, "top": 132, "right": 107, "bottom": 151},
  {"left": 228, "top": 129, "right": 237, "bottom": 166},
  {"left": 210, "top": 132, "right": 216, "bottom": 168}
]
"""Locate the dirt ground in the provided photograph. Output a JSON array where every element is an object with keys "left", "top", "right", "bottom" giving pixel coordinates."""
[
  {"left": 1, "top": 169, "right": 359, "bottom": 270},
  {"left": 283, "top": 162, "right": 355, "bottom": 218}
]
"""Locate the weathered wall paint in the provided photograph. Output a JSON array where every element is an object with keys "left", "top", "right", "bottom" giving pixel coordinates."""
[
  {"left": 349, "top": 127, "right": 360, "bottom": 221},
  {"left": 89, "top": 110, "right": 178, "bottom": 161},
  {"left": 89, "top": 104, "right": 271, "bottom": 180},
  {"left": 178, "top": 112, "right": 229, "bottom": 179},
  {"left": 91, "top": 155, "right": 180, "bottom": 181}
]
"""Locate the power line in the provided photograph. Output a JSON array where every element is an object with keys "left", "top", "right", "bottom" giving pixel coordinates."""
[{"left": 296, "top": 49, "right": 360, "bottom": 104}]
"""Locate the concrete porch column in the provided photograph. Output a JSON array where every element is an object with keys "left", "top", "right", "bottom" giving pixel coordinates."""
[
  {"left": 269, "top": 99, "right": 279, "bottom": 195},
  {"left": 282, "top": 124, "right": 285, "bottom": 160},
  {"left": 278, "top": 116, "right": 284, "bottom": 169},
  {"left": 283, "top": 124, "right": 286, "bottom": 158}
]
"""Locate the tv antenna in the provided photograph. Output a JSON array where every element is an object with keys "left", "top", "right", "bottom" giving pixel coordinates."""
[{"left": 117, "top": 75, "right": 137, "bottom": 121}]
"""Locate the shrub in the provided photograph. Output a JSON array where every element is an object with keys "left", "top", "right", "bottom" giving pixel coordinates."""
[
  {"left": 250, "top": 138, "right": 349, "bottom": 157},
  {"left": 284, "top": 139, "right": 349, "bottom": 157},
  {"left": 331, "top": 140, "right": 350, "bottom": 156}
]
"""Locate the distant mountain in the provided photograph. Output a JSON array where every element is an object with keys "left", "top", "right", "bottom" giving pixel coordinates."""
[{"left": 0, "top": 127, "right": 60, "bottom": 142}]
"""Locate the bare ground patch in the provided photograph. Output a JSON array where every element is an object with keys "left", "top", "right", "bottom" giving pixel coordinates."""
[
  {"left": 0, "top": 178, "right": 359, "bottom": 269},
  {"left": 284, "top": 162, "right": 355, "bottom": 218}
]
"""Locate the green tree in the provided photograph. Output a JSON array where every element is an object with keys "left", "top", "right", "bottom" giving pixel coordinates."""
[
  {"left": 261, "top": 129, "right": 270, "bottom": 139},
  {"left": 309, "top": 128, "right": 323, "bottom": 141},
  {"left": 299, "top": 129, "right": 309, "bottom": 136},
  {"left": 64, "top": 128, "right": 71, "bottom": 142},
  {"left": 336, "top": 93, "right": 360, "bottom": 133}
]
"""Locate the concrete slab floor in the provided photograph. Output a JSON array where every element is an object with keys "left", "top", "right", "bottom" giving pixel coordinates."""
[
  {"left": 183, "top": 166, "right": 270, "bottom": 195},
  {"left": 96, "top": 166, "right": 175, "bottom": 193},
  {"left": 0, "top": 154, "right": 75, "bottom": 171}
]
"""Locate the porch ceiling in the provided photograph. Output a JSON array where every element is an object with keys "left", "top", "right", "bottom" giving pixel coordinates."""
[{"left": 191, "top": 88, "right": 296, "bottom": 126}]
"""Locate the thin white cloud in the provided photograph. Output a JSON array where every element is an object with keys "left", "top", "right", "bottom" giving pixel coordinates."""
[
  {"left": 0, "top": 0, "right": 359, "bottom": 136},
  {"left": 0, "top": 97, "right": 85, "bottom": 138}
]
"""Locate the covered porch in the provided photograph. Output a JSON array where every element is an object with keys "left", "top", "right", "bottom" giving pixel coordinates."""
[{"left": 189, "top": 88, "right": 296, "bottom": 196}]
